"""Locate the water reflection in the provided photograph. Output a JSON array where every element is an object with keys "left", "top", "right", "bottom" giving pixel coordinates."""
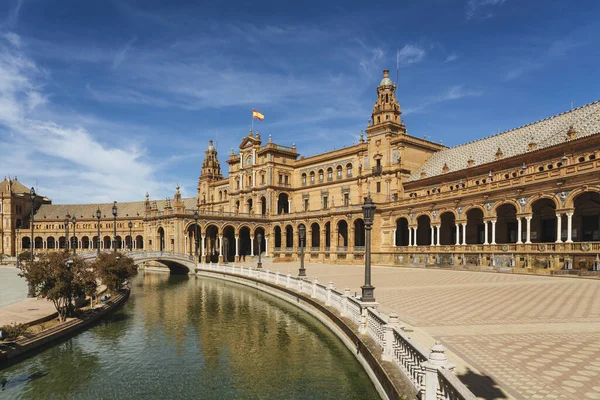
[{"left": 1, "top": 272, "right": 378, "bottom": 399}]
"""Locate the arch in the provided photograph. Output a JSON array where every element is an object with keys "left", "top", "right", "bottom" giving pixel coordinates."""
[
  {"left": 491, "top": 199, "right": 521, "bottom": 217},
  {"left": 115, "top": 235, "right": 123, "bottom": 250},
  {"left": 260, "top": 196, "right": 267, "bottom": 215},
  {"left": 205, "top": 224, "right": 219, "bottom": 263},
  {"left": 301, "top": 173, "right": 307, "bottom": 186},
  {"left": 59, "top": 236, "right": 67, "bottom": 249},
  {"left": 92, "top": 236, "right": 100, "bottom": 249},
  {"left": 466, "top": 208, "right": 484, "bottom": 244},
  {"left": 327, "top": 167, "right": 333, "bottom": 181},
  {"left": 125, "top": 235, "right": 132, "bottom": 250},
  {"left": 235, "top": 200, "right": 241, "bottom": 213},
  {"left": 324, "top": 221, "right": 331, "bottom": 249},
  {"left": 524, "top": 194, "right": 560, "bottom": 214},
  {"left": 277, "top": 193, "right": 290, "bottom": 214},
  {"left": 318, "top": 169, "right": 324, "bottom": 182},
  {"left": 463, "top": 205, "right": 486, "bottom": 218},
  {"left": 564, "top": 186, "right": 600, "bottom": 209},
  {"left": 310, "top": 222, "right": 320, "bottom": 249},
  {"left": 157, "top": 227, "right": 165, "bottom": 251},
  {"left": 395, "top": 217, "right": 409, "bottom": 246},
  {"left": 353, "top": 219, "right": 365, "bottom": 247},
  {"left": 247, "top": 198, "right": 253, "bottom": 214},
  {"left": 136, "top": 235, "right": 144, "bottom": 250},
  {"left": 495, "top": 203, "right": 518, "bottom": 244},
  {"left": 337, "top": 220, "right": 348, "bottom": 248},
  {"left": 21, "top": 236, "right": 31, "bottom": 249},
  {"left": 573, "top": 191, "right": 600, "bottom": 242},
  {"left": 274, "top": 226, "right": 282, "bottom": 249},
  {"left": 416, "top": 215, "right": 431, "bottom": 245},
  {"left": 346, "top": 163, "right": 353, "bottom": 178},
  {"left": 186, "top": 223, "right": 202, "bottom": 255},
  {"left": 531, "top": 198, "right": 557, "bottom": 242},
  {"left": 309, "top": 171, "right": 315, "bottom": 184},
  {"left": 236, "top": 223, "right": 252, "bottom": 235},
  {"left": 439, "top": 212, "right": 456, "bottom": 245},
  {"left": 285, "top": 225, "right": 294, "bottom": 249},
  {"left": 336, "top": 165, "right": 343, "bottom": 179},
  {"left": 47, "top": 236, "right": 56, "bottom": 249},
  {"left": 223, "top": 225, "right": 236, "bottom": 262},
  {"left": 34, "top": 236, "right": 43, "bottom": 249},
  {"left": 103, "top": 235, "right": 111, "bottom": 249},
  {"left": 81, "top": 236, "right": 90, "bottom": 249}
]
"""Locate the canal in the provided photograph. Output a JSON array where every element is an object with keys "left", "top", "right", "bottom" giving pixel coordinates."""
[{"left": 0, "top": 272, "right": 379, "bottom": 399}]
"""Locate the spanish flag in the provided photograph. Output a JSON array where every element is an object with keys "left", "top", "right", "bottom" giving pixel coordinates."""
[{"left": 252, "top": 110, "right": 264, "bottom": 121}]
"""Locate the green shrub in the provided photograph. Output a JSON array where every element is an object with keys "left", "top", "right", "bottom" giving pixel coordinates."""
[{"left": 0, "top": 323, "right": 28, "bottom": 341}]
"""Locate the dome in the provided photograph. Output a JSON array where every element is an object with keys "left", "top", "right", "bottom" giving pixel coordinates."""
[
  {"left": 379, "top": 69, "right": 393, "bottom": 86},
  {"left": 207, "top": 140, "right": 215, "bottom": 152}
]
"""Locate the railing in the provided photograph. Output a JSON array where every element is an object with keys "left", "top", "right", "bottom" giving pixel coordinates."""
[
  {"left": 372, "top": 165, "right": 383, "bottom": 176},
  {"left": 189, "top": 260, "right": 475, "bottom": 399}
]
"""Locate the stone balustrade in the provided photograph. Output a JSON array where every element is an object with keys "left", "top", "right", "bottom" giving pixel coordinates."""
[{"left": 196, "top": 261, "right": 476, "bottom": 400}]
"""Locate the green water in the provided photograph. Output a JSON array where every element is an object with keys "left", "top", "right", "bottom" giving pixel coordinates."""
[{"left": 0, "top": 272, "right": 379, "bottom": 399}]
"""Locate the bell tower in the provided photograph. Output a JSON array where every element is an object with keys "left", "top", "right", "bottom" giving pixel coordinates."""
[
  {"left": 200, "top": 140, "right": 223, "bottom": 181},
  {"left": 366, "top": 69, "right": 406, "bottom": 136}
]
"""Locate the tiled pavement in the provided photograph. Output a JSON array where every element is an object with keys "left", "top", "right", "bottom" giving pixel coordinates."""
[{"left": 259, "top": 260, "right": 600, "bottom": 400}]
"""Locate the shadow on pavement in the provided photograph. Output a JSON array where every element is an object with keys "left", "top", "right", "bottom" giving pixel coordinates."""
[{"left": 457, "top": 368, "right": 508, "bottom": 399}]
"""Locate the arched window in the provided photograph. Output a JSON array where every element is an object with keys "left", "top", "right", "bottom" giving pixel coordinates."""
[
  {"left": 309, "top": 171, "right": 315, "bottom": 184},
  {"left": 346, "top": 163, "right": 353, "bottom": 178},
  {"left": 219, "top": 191, "right": 223, "bottom": 201},
  {"left": 327, "top": 168, "right": 333, "bottom": 181},
  {"left": 336, "top": 165, "right": 343, "bottom": 179},
  {"left": 318, "top": 169, "right": 324, "bottom": 182},
  {"left": 301, "top": 173, "right": 307, "bottom": 186}
]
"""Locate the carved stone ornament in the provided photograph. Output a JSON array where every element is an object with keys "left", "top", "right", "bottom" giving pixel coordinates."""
[{"left": 537, "top": 243, "right": 546, "bottom": 252}]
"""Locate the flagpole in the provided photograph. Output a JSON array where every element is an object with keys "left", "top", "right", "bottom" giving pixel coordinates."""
[{"left": 251, "top": 109, "right": 254, "bottom": 134}]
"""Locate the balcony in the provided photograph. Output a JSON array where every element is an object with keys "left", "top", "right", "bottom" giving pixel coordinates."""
[{"left": 372, "top": 165, "right": 383, "bottom": 176}]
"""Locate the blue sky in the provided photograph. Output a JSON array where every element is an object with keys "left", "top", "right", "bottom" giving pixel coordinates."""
[{"left": 0, "top": 0, "right": 598, "bottom": 204}]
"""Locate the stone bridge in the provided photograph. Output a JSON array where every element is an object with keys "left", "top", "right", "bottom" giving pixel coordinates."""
[{"left": 78, "top": 250, "right": 197, "bottom": 274}]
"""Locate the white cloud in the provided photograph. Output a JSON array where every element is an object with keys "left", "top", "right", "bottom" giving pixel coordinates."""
[
  {"left": 445, "top": 53, "right": 459, "bottom": 63},
  {"left": 112, "top": 36, "right": 137, "bottom": 69},
  {"left": 397, "top": 45, "right": 425, "bottom": 66},
  {"left": 0, "top": 38, "right": 168, "bottom": 203},
  {"left": 3, "top": 32, "right": 21, "bottom": 47},
  {"left": 404, "top": 85, "right": 482, "bottom": 115},
  {"left": 466, "top": 0, "right": 506, "bottom": 20}
]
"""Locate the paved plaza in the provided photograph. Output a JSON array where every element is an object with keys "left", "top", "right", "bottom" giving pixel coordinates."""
[{"left": 262, "top": 260, "right": 600, "bottom": 400}]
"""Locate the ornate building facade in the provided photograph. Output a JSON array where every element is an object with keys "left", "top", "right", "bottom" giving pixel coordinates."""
[{"left": 3, "top": 70, "right": 600, "bottom": 270}]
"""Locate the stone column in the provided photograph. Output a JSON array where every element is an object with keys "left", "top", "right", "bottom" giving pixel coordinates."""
[
  {"left": 412, "top": 227, "right": 417, "bottom": 246},
  {"left": 201, "top": 236, "right": 206, "bottom": 257},
  {"left": 436, "top": 226, "right": 441, "bottom": 246},
  {"left": 517, "top": 218, "right": 523, "bottom": 244},
  {"left": 408, "top": 227, "right": 412, "bottom": 246},
  {"left": 264, "top": 237, "right": 269, "bottom": 256},
  {"left": 250, "top": 236, "right": 254, "bottom": 256},
  {"left": 288, "top": 199, "right": 291, "bottom": 214},
  {"left": 566, "top": 212, "right": 573, "bottom": 243},
  {"left": 421, "top": 341, "right": 455, "bottom": 400},
  {"left": 455, "top": 224, "right": 460, "bottom": 246},
  {"left": 393, "top": 228, "right": 397, "bottom": 246},
  {"left": 235, "top": 236, "right": 239, "bottom": 257},
  {"left": 491, "top": 219, "right": 497, "bottom": 245},
  {"left": 525, "top": 216, "right": 532, "bottom": 244},
  {"left": 430, "top": 226, "right": 434, "bottom": 246},
  {"left": 484, "top": 221, "right": 489, "bottom": 245},
  {"left": 461, "top": 223, "right": 467, "bottom": 245},
  {"left": 556, "top": 213, "right": 563, "bottom": 243}
]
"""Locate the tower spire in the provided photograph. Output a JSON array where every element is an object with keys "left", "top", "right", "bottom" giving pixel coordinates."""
[{"left": 367, "top": 69, "right": 404, "bottom": 135}]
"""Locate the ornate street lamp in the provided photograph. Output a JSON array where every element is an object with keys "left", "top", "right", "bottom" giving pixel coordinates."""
[
  {"left": 96, "top": 208, "right": 102, "bottom": 255},
  {"left": 361, "top": 195, "right": 376, "bottom": 302},
  {"left": 298, "top": 224, "right": 306, "bottom": 277},
  {"left": 112, "top": 201, "right": 118, "bottom": 253},
  {"left": 28, "top": 187, "right": 36, "bottom": 298},
  {"left": 193, "top": 210, "right": 199, "bottom": 259},
  {"left": 71, "top": 215, "right": 77, "bottom": 254},
  {"left": 64, "top": 215, "right": 70, "bottom": 251},
  {"left": 257, "top": 233, "right": 263, "bottom": 269},
  {"left": 128, "top": 221, "right": 133, "bottom": 251}
]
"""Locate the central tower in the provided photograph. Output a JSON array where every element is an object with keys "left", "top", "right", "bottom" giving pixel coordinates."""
[{"left": 366, "top": 69, "right": 406, "bottom": 137}]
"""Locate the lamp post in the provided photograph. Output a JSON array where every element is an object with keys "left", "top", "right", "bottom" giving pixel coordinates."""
[
  {"left": 194, "top": 210, "right": 199, "bottom": 259},
  {"left": 64, "top": 215, "right": 70, "bottom": 251},
  {"left": 361, "top": 195, "right": 376, "bottom": 302},
  {"left": 28, "top": 187, "right": 36, "bottom": 297},
  {"left": 112, "top": 201, "right": 118, "bottom": 253},
  {"left": 16, "top": 226, "right": 20, "bottom": 266},
  {"left": 298, "top": 224, "right": 306, "bottom": 277},
  {"left": 96, "top": 208, "right": 101, "bottom": 255},
  {"left": 71, "top": 215, "right": 77, "bottom": 254},
  {"left": 257, "top": 233, "right": 263, "bottom": 269},
  {"left": 128, "top": 221, "right": 133, "bottom": 251}
]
